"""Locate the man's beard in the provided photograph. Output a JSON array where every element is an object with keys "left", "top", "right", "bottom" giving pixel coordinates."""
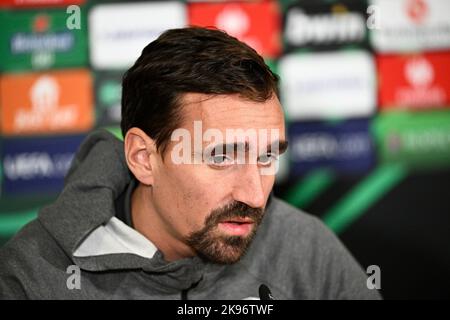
[{"left": 186, "top": 201, "right": 265, "bottom": 264}]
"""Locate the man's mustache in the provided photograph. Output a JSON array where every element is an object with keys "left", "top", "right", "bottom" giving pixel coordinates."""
[{"left": 205, "top": 201, "right": 264, "bottom": 227}]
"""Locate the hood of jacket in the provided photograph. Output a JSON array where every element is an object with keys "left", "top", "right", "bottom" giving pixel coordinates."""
[{"left": 37, "top": 129, "right": 225, "bottom": 291}]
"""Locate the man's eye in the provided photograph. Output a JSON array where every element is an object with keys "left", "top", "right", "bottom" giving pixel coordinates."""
[
  {"left": 258, "top": 153, "right": 278, "bottom": 166},
  {"left": 208, "top": 154, "right": 234, "bottom": 166}
]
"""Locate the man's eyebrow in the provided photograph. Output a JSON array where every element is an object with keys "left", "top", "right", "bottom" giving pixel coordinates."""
[
  {"left": 205, "top": 140, "right": 289, "bottom": 155},
  {"left": 207, "top": 142, "right": 250, "bottom": 155},
  {"left": 267, "top": 140, "right": 289, "bottom": 154}
]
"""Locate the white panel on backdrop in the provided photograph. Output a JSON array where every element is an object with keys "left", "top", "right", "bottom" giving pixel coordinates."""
[
  {"left": 278, "top": 51, "right": 376, "bottom": 120},
  {"left": 370, "top": 0, "right": 450, "bottom": 52},
  {"left": 89, "top": 2, "right": 186, "bottom": 70}
]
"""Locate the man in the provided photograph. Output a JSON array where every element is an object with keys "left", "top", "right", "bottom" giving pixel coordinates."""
[{"left": 0, "top": 27, "right": 380, "bottom": 299}]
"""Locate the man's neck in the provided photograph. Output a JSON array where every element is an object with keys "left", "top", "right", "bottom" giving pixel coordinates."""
[{"left": 130, "top": 183, "right": 195, "bottom": 262}]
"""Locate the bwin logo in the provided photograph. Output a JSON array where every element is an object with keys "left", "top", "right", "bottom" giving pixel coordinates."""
[{"left": 285, "top": 8, "right": 365, "bottom": 46}]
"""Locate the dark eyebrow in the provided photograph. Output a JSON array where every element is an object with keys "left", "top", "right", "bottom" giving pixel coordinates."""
[
  {"left": 268, "top": 140, "right": 289, "bottom": 155},
  {"left": 207, "top": 140, "right": 289, "bottom": 155},
  {"left": 208, "top": 142, "right": 250, "bottom": 155}
]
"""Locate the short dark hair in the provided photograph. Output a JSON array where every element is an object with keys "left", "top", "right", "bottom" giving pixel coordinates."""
[{"left": 121, "top": 27, "right": 279, "bottom": 154}]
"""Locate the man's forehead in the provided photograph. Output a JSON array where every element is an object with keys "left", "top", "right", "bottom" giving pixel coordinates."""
[{"left": 180, "top": 93, "right": 285, "bottom": 131}]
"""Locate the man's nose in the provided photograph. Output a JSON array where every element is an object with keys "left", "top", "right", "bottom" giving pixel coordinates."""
[{"left": 232, "top": 164, "right": 266, "bottom": 209}]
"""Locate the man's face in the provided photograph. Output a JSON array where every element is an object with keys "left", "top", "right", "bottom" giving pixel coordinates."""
[{"left": 149, "top": 93, "right": 286, "bottom": 264}]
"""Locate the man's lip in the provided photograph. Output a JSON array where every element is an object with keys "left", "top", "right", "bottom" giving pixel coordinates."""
[
  {"left": 220, "top": 217, "right": 254, "bottom": 224},
  {"left": 218, "top": 220, "right": 254, "bottom": 236}
]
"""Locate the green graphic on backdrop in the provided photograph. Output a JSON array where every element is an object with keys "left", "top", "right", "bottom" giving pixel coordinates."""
[
  {"left": 0, "top": 210, "right": 38, "bottom": 236},
  {"left": 100, "top": 81, "right": 121, "bottom": 106},
  {"left": 0, "top": 7, "right": 87, "bottom": 72},
  {"left": 323, "top": 163, "right": 408, "bottom": 233},
  {"left": 265, "top": 59, "right": 278, "bottom": 76},
  {"left": 103, "top": 126, "right": 123, "bottom": 141},
  {"left": 283, "top": 168, "right": 335, "bottom": 209},
  {"left": 372, "top": 110, "right": 450, "bottom": 169},
  {"left": 94, "top": 71, "right": 125, "bottom": 126}
]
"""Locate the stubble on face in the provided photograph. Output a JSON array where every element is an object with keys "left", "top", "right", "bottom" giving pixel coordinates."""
[{"left": 185, "top": 201, "right": 265, "bottom": 264}]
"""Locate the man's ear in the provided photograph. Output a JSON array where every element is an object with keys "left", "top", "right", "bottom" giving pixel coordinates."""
[{"left": 124, "top": 127, "right": 157, "bottom": 186}]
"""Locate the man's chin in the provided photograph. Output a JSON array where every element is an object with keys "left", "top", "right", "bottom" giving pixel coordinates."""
[
  {"left": 196, "top": 234, "right": 253, "bottom": 264},
  {"left": 187, "top": 219, "right": 261, "bottom": 264}
]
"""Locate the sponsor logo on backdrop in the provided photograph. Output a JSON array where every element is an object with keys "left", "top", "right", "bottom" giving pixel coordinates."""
[
  {"left": 279, "top": 51, "right": 375, "bottom": 120},
  {"left": 89, "top": 2, "right": 186, "bottom": 69},
  {"left": 216, "top": 5, "right": 249, "bottom": 38},
  {"left": 15, "top": 75, "right": 77, "bottom": 131},
  {"left": 378, "top": 52, "right": 450, "bottom": 109},
  {"left": 0, "top": 70, "right": 93, "bottom": 135},
  {"left": 370, "top": 0, "right": 450, "bottom": 52},
  {"left": 284, "top": 1, "right": 367, "bottom": 50},
  {"left": 11, "top": 15, "right": 74, "bottom": 54},
  {"left": 292, "top": 133, "right": 370, "bottom": 161},
  {"left": 188, "top": 1, "right": 281, "bottom": 58},
  {"left": 1, "top": 135, "right": 85, "bottom": 195},
  {"left": 0, "top": 8, "right": 87, "bottom": 71},
  {"left": 11, "top": 14, "right": 74, "bottom": 69},
  {"left": 374, "top": 112, "right": 450, "bottom": 167},
  {"left": 400, "top": 57, "right": 445, "bottom": 106},
  {"left": 288, "top": 120, "right": 374, "bottom": 174},
  {"left": 386, "top": 127, "right": 450, "bottom": 156},
  {"left": 4, "top": 152, "right": 73, "bottom": 181},
  {"left": 407, "top": 0, "right": 428, "bottom": 24},
  {"left": 396, "top": 129, "right": 450, "bottom": 154}
]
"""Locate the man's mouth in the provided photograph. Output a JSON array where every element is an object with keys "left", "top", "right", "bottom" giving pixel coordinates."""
[{"left": 218, "top": 217, "right": 254, "bottom": 236}]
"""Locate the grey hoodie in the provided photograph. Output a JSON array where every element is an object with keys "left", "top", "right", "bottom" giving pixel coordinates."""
[{"left": 0, "top": 130, "right": 381, "bottom": 300}]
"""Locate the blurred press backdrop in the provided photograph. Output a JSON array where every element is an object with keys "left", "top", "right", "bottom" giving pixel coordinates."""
[{"left": 0, "top": 0, "right": 449, "bottom": 299}]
